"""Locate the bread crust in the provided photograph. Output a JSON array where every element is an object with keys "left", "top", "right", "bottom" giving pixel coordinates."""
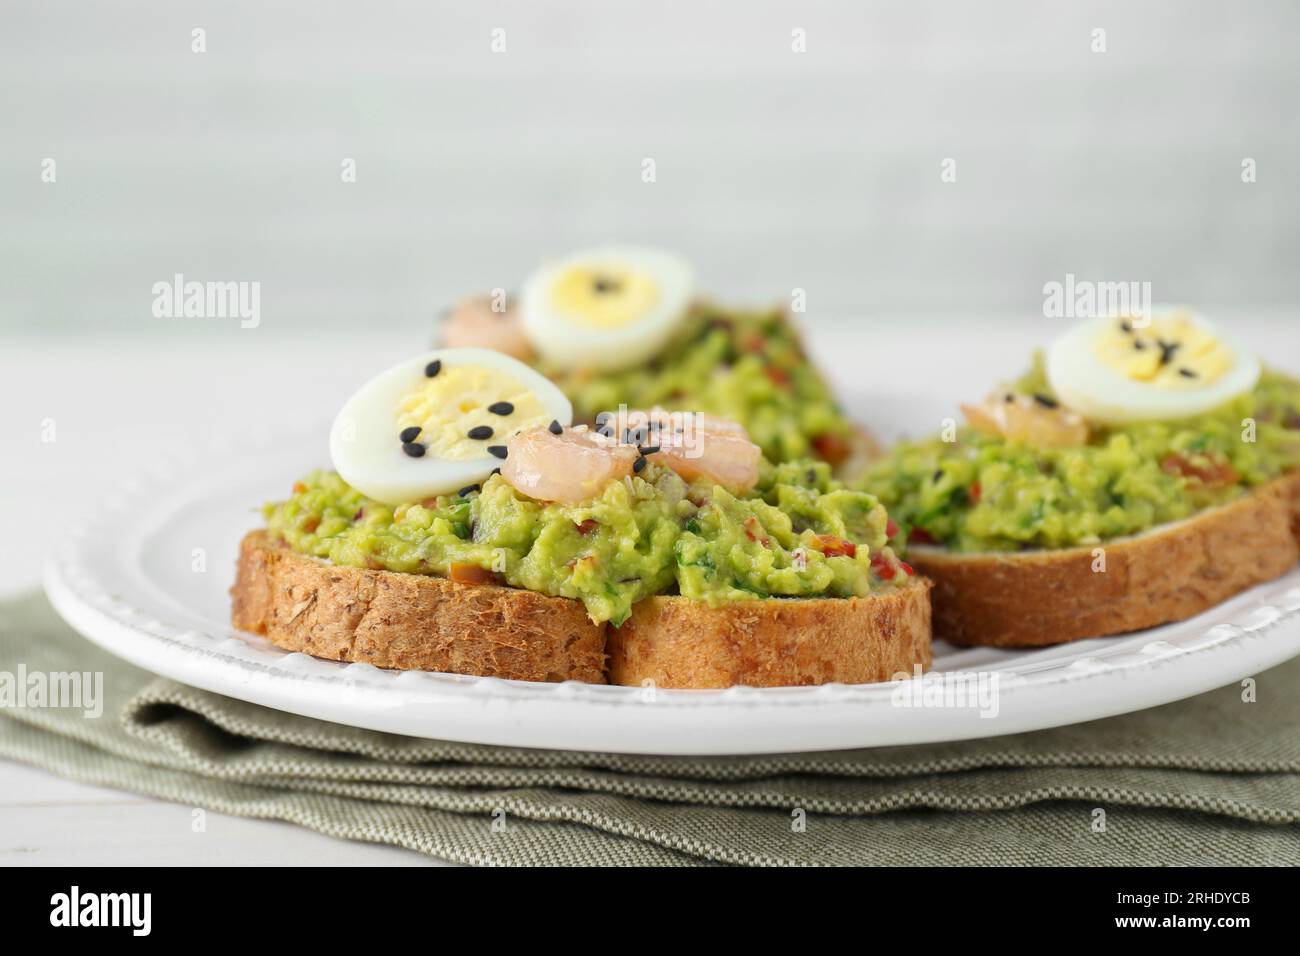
[
  {"left": 230, "top": 531, "right": 607, "bottom": 682},
  {"left": 607, "top": 579, "right": 933, "bottom": 688},
  {"left": 908, "top": 473, "right": 1300, "bottom": 648}
]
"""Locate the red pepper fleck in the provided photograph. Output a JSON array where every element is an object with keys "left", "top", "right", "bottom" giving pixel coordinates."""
[
  {"left": 886, "top": 519, "right": 899, "bottom": 539},
  {"left": 815, "top": 534, "right": 857, "bottom": 558},
  {"left": 764, "top": 365, "right": 792, "bottom": 389},
  {"left": 575, "top": 519, "right": 598, "bottom": 536},
  {"left": 969, "top": 482, "right": 982, "bottom": 504},
  {"left": 1160, "top": 453, "right": 1239, "bottom": 488},
  {"left": 301, "top": 515, "right": 320, "bottom": 533},
  {"left": 352, "top": 508, "right": 365, "bottom": 522},
  {"left": 811, "top": 432, "right": 851, "bottom": 467},
  {"left": 744, "top": 516, "right": 772, "bottom": 548},
  {"left": 292, "top": 482, "right": 307, "bottom": 495},
  {"left": 908, "top": 527, "right": 936, "bottom": 545},
  {"left": 870, "top": 552, "right": 904, "bottom": 579}
]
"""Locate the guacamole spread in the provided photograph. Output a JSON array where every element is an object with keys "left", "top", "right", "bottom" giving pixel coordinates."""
[
  {"left": 858, "top": 362, "right": 1300, "bottom": 553},
  {"left": 266, "top": 460, "right": 909, "bottom": 625},
  {"left": 540, "top": 304, "right": 856, "bottom": 467}
]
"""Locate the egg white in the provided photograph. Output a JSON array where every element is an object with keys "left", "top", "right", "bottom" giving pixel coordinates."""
[
  {"left": 1046, "top": 313, "right": 1260, "bottom": 425},
  {"left": 329, "top": 347, "right": 572, "bottom": 505},
  {"left": 518, "top": 245, "right": 695, "bottom": 371}
]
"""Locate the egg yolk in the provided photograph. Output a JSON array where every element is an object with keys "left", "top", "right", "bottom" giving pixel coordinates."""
[
  {"left": 1095, "top": 312, "right": 1234, "bottom": 388},
  {"left": 548, "top": 264, "right": 660, "bottom": 329},
  {"left": 396, "top": 366, "right": 550, "bottom": 461}
]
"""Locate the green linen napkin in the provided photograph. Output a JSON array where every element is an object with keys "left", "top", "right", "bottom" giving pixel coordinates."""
[{"left": 1, "top": 591, "right": 1297, "bottom": 866}]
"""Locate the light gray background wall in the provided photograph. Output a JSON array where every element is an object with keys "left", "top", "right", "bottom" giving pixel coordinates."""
[{"left": 2, "top": 0, "right": 1297, "bottom": 340}]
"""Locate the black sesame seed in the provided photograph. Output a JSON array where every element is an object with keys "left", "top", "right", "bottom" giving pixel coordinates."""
[
  {"left": 424, "top": 359, "right": 442, "bottom": 378},
  {"left": 1134, "top": 339, "right": 1147, "bottom": 350},
  {"left": 1004, "top": 393, "right": 1015, "bottom": 403},
  {"left": 1032, "top": 393, "right": 1059, "bottom": 409},
  {"left": 933, "top": 470, "right": 944, "bottom": 482},
  {"left": 399, "top": 426, "right": 422, "bottom": 443},
  {"left": 1157, "top": 339, "right": 1179, "bottom": 366},
  {"left": 593, "top": 276, "right": 621, "bottom": 294},
  {"left": 633, "top": 456, "right": 648, "bottom": 473},
  {"left": 487, "top": 401, "right": 514, "bottom": 416},
  {"left": 1120, "top": 320, "right": 1133, "bottom": 334},
  {"left": 457, "top": 483, "right": 480, "bottom": 497},
  {"left": 490, "top": 467, "right": 501, "bottom": 476},
  {"left": 487, "top": 445, "right": 508, "bottom": 459},
  {"left": 638, "top": 445, "right": 661, "bottom": 457},
  {"left": 467, "top": 425, "right": 494, "bottom": 440},
  {"left": 401, "top": 442, "right": 426, "bottom": 458},
  {"left": 1178, "top": 367, "right": 1198, "bottom": 378},
  {"left": 548, "top": 419, "right": 563, "bottom": 435}
]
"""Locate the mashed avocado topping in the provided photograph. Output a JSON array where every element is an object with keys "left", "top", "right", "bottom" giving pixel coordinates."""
[
  {"left": 677, "top": 463, "right": 890, "bottom": 602},
  {"left": 266, "top": 460, "right": 909, "bottom": 625},
  {"left": 858, "top": 361, "right": 1300, "bottom": 553},
  {"left": 540, "top": 304, "right": 855, "bottom": 467}
]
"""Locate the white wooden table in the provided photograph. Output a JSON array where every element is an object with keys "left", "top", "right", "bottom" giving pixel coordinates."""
[
  {"left": 0, "top": 763, "right": 440, "bottom": 866},
  {"left": 2, "top": 316, "right": 1293, "bottom": 865}
]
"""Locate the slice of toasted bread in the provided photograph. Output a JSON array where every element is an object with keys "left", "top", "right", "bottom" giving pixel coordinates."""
[
  {"left": 232, "top": 531, "right": 935, "bottom": 687},
  {"left": 230, "top": 531, "right": 607, "bottom": 682},
  {"left": 606, "top": 578, "right": 933, "bottom": 688},
  {"left": 908, "top": 473, "right": 1300, "bottom": 648}
]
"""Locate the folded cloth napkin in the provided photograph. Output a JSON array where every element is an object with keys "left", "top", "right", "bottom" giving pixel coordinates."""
[{"left": 1, "top": 591, "right": 1297, "bottom": 866}]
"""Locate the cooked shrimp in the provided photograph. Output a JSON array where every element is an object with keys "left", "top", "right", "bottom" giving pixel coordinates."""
[
  {"left": 620, "top": 409, "right": 761, "bottom": 491},
  {"left": 500, "top": 425, "right": 638, "bottom": 505},
  {"left": 439, "top": 295, "right": 534, "bottom": 362},
  {"left": 962, "top": 391, "right": 1089, "bottom": 449}
]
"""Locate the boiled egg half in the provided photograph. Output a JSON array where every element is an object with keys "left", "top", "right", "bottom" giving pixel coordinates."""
[
  {"left": 1046, "top": 310, "right": 1260, "bottom": 425},
  {"left": 518, "top": 245, "right": 695, "bottom": 371},
  {"left": 329, "top": 348, "right": 572, "bottom": 505}
]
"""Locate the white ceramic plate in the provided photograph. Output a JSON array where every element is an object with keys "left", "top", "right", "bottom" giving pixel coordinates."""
[{"left": 44, "top": 403, "right": 1300, "bottom": 755}]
